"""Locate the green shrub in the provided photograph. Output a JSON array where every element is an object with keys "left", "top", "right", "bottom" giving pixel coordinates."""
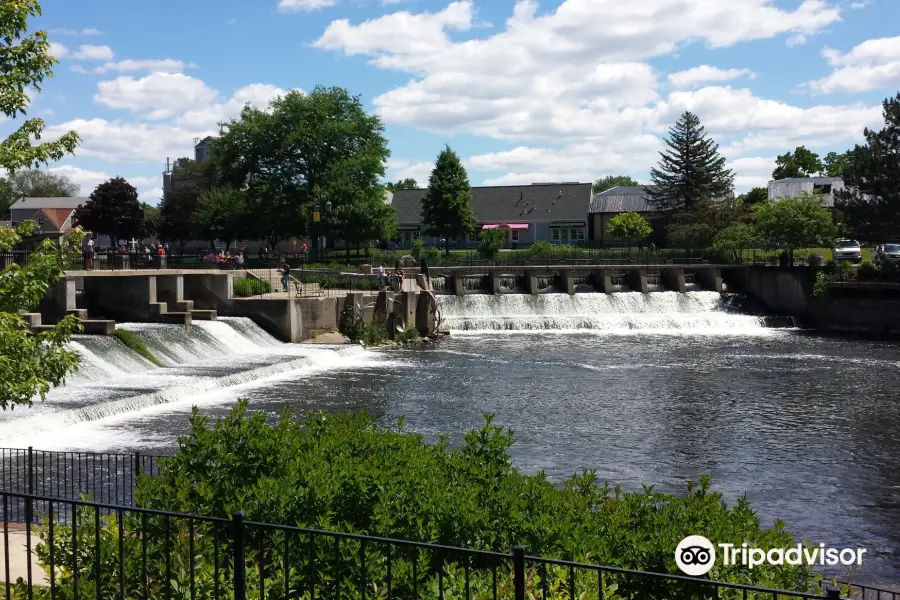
[
  {"left": 529, "top": 240, "right": 553, "bottom": 257},
  {"left": 812, "top": 271, "right": 828, "bottom": 297},
  {"left": 120, "top": 404, "right": 816, "bottom": 598},
  {"left": 411, "top": 238, "right": 424, "bottom": 259},
  {"left": 112, "top": 329, "right": 163, "bottom": 366},
  {"left": 881, "top": 259, "right": 898, "bottom": 281},
  {"left": 824, "top": 259, "right": 852, "bottom": 281},
  {"left": 395, "top": 323, "right": 420, "bottom": 344},
  {"left": 858, "top": 260, "right": 877, "bottom": 280},
  {"left": 362, "top": 316, "right": 389, "bottom": 346},
  {"left": 478, "top": 228, "right": 507, "bottom": 259},
  {"left": 233, "top": 278, "right": 272, "bottom": 297},
  {"left": 422, "top": 245, "right": 441, "bottom": 265},
  {"left": 338, "top": 302, "right": 366, "bottom": 343}
]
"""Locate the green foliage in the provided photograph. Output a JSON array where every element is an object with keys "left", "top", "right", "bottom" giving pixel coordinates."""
[
  {"left": 362, "top": 316, "right": 389, "bottom": 347},
  {"left": 338, "top": 301, "right": 365, "bottom": 343},
  {"left": 410, "top": 238, "right": 424, "bottom": 259},
  {"left": 232, "top": 278, "right": 272, "bottom": 297},
  {"left": 299, "top": 274, "right": 379, "bottom": 290},
  {"left": 824, "top": 259, "right": 853, "bottom": 281},
  {"left": 881, "top": 259, "right": 899, "bottom": 281},
  {"left": 528, "top": 240, "right": 553, "bottom": 257},
  {"left": 0, "top": 220, "right": 84, "bottom": 409},
  {"left": 772, "top": 146, "right": 823, "bottom": 180},
  {"left": 478, "top": 228, "right": 507, "bottom": 258},
  {"left": 738, "top": 187, "right": 768, "bottom": 205},
  {"left": 191, "top": 187, "right": 247, "bottom": 248},
  {"left": 812, "top": 271, "right": 828, "bottom": 297},
  {"left": 386, "top": 178, "right": 418, "bottom": 191},
  {"left": 157, "top": 184, "right": 202, "bottom": 244},
  {"left": 73, "top": 177, "right": 144, "bottom": 244},
  {"left": 395, "top": 324, "right": 420, "bottom": 344},
  {"left": 667, "top": 198, "right": 751, "bottom": 249},
  {"left": 711, "top": 223, "right": 759, "bottom": 254},
  {"left": 121, "top": 404, "right": 814, "bottom": 598},
  {"left": 606, "top": 212, "right": 652, "bottom": 248},
  {"left": 112, "top": 329, "right": 162, "bottom": 367},
  {"left": 0, "top": 1, "right": 80, "bottom": 172},
  {"left": 421, "top": 146, "right": 476, "bottom": 255},
  {"left": 835, "top": 93, "right": 900, "bottom": 240},
  {"left": 0, "top": 169, "right": 80, "bottom": 218},
  {"left": 754, "top": 193, "right": 837, "bottom": 257},
  {"left": 648, "top": 111, "right": 734, "bottom": 212},
  {"left": 592, "top": 175, "right": 637, "bottom": 194},
  {"left": 822, "top": 151, "right": 852, "bottom": 178},
  {"left": 858, "top": 260, "right": 877, "bottom": 280}
]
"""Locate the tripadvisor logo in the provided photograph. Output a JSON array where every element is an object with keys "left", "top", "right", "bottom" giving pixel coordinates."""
[{"left": 675, "top": 535, "right": 867, "bottom": 576}]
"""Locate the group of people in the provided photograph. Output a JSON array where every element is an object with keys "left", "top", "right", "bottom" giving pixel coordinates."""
[
  {"left": 203, "top": 249, "right": 246, "bottom": 268},
  {"left": 377, "top": 264, "right": 406, "bottom": 290}
]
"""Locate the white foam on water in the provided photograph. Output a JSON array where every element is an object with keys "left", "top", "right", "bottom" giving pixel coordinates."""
[{"left": 437, "top": 291, "right": 783, "bottom": 335}]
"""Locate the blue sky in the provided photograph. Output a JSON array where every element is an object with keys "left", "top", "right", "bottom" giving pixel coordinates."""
[{"left": 11, "top": 0, "right": 899, "bottom": 203}]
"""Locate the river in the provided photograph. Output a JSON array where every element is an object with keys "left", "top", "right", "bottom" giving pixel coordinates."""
[{"left": 1, "top": 292, "right": 898, "bottom": 584}]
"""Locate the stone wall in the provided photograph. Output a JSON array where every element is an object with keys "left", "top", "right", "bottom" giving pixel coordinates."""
[{"left": 804, "top": 297, "right": 900, "bottom": 335}]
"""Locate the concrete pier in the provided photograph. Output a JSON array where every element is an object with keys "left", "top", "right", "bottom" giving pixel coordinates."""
[
  {"left": 557, "top": 270, "right": 575, "bottom": 295},
  {"left": 593, "top": 269, "right": 613, "bottom": 293},
  {"left": 626, "top": 269, "right": 649, "bottom": 294},
  {"left": 661, "top": 268, "right": 686, "bottom": 293},
  {"left": 696, "top": 267, "right": 723, "bottom": 293},
  {"left": 524, "top": 271, "right": 539, "bottom": 295}
]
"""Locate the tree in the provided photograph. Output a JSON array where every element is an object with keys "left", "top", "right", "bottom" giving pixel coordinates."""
[
  {"left": 711, "top": 223, "right": 760, "bottom": 258},
  {"left": 330, "top": 193, "right": 396, "bottom": 257},
  {"left": 738, "top": 187, "right": 768, "bottom": 205},
  {"left": 771, "top": 146, "right": 824, "bottom": 180},
  {"left": 0, "top": 2, "right": 79, "bottom": 171},
  {"left": 606, "top": 212, "right": 652, "bottom": 249},
  {"left": 647, "top": 111, "right": 734, "bottom": 212},
  {"left": 157, "top": 185, "right": 202, "bottom": 246},
  {"left": 421, "top": 146, "right": 476, "bottom": 256},
  {"left": 73, "top": 177, "right": 144, "bottom": 244},
  {"left": 835, "top": 94, "right": 900, "bottom": 241},
  {"left": 191, "top": 188, "right": 247, "bottom": 249},
  {"left": 213, "top": 87, "right": 390, "bottom": 249},
  {"left": 592, "top": 175, "right": 638, "bottom": 195},
  {"left": 0, "top": 0, "right": 82, "bottom": 410},
  {"left": 140, "top": 202, "right": 160, "bottom": 240},
  {"left": 754, "top": 192, "right": 837, "bottom": 264},
  {"left": 478, "top": 227, "right": 507, "bottom": 259},
  {"left": 666, "top": 197, "right": 752, "bottom": 249},
  {"left": 386, "top": 178, "right": 418, "bottom": 191},
  {"left": 823, "top": 151, "right": 852, "bottom": 178},
  {"left": 1, "top": 170, "right": 80, "bottom": 218}
]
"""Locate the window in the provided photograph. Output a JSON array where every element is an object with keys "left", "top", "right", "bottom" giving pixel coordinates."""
[
  {"left": 551, "top": 228, "right": 561, "bottom": 242},
  {"left": 511, "top": 229, "right": 519, "bottom": 242},
  {"left": 813, "top": 184, "right": 832, "bottom": 194},
  {"left": 469, "top": 231, "right": 477, "bottom": 241},
  {"left": 571, "top": 228, "right": 585, "bottom": 242}
]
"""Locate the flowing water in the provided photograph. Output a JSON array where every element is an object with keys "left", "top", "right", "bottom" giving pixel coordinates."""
[{"left": 2, "top": 295, "right": 900, "bottom": 584}]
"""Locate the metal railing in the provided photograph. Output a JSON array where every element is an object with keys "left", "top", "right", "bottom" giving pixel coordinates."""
[{"left": 0, "top": 490, "right": 858, "bottom": 600}]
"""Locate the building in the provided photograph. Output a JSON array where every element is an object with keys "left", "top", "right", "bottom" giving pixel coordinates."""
[
  {"left": 389, "top": 182, "right": 592, "bottom": 249},
  {"left": 162, "top": 136, "right": 216, "bottom": 201},
  {"left": 767, "top": 176, "right": 844, "bottom": 207},
  {"left": 589, "top": 186, "right": 665, "bottom": 246},
  {"left": 9, "top": 196, "right": 88, "bottom": 234}
]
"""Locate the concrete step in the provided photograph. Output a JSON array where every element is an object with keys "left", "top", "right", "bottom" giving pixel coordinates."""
[
  {"left": 172, "top": 300, "right": 195, "bottom": 311},
  {"left": 153, "top": 312, "right": 192, "bottom": 325},
  {"left": 190, "top": 309, "right": 217, "bottom": 320},
  {"left": 20, "top": 312, "right": 42, "bottom": 327},
  {"left": 80, "top": 320, "right": 115, "bottom": 335},
  {"left": 66, "top": 308, "right": 89, "bottom": 320}
]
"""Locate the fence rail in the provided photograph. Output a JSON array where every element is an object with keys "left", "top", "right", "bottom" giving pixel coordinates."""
[{"left": 0, "top": 490, "right": 863, "bottom": 600}]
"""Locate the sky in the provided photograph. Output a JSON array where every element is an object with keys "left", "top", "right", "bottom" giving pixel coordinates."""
[{"left": 8, "top": 0, "right": 900, "bottom": 204}]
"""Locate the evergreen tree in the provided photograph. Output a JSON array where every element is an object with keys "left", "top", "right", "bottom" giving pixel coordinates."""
[
  {"left": 647, "top": 111, "right": 734, "bottom": 212},
  {"left": 835, "top": 94, "right": 900, "bottom": 241},
  {"left": 421, "top": 146, "right": 476, "bottom": 256}
]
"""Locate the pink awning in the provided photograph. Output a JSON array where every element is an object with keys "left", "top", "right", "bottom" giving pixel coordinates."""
[{"left": 481, "top": 223, "right": 529, "bottom": 230}]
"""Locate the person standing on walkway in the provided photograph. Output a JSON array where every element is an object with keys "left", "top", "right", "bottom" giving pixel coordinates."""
[
  {"left": 281, "top": 261, "right": 292, "bottom": 292},
  {"left": 84, "top": 235, "right": 95, "bottom": 270},
  {"left": 420, "top": 257, "right": 429, "bottom": 289}
]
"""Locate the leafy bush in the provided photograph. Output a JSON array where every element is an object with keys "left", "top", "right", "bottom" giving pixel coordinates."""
[
  {"left": 824, "top": 260, "right": 852, "bottom": 281},
  {"left": 881, "top": 259, "right": 898, "bottom": 281},
  {"left": 362, "top": 316, "right": 389, "bottom": 346},
  {"left": 112, "top": 329, "right": 163, "bottom": 366},
  {"left": 121, "top": 404, "right": 814, "bottom": 598},
  {"left": 411, "top": 238, "right": 424, "bottom": 259},
  {"left": 528, "top": 240, "right": 553, "bottom": 257},
  {"left": 422, "top": 245, "right": 441, "bottom": 264},
  {"left": 338, "top": 302, "right": 366, "bottom": 343},
  {"left": 858, "top": 260, "right": 877, "bottom": 280},
  {"left": 806, "top": 252, "right": 825, "bottom": 267},
  {"left": 233, "top": 278, "right": 272, "bottom": 297},
  {"left": 812, "top": 271, "right": 828, "bottom": 297},
  {"left": 478, "top": 228, "right": 507, "bottom": 259}
]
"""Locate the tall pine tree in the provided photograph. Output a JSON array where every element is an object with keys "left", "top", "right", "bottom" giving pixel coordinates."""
[
  {"left": 647, "top": 111, "right": 734, "bottom": 212},
  {"left": 835, "top": 93, "right": 900, "bottom": 241},
  {"left": 421, "top": 146, "right": 476, "bottom": 256}
]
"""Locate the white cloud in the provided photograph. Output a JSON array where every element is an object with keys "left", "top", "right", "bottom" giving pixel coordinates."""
[
  {"left": 804, "top": 36, "right": 900, "bottom": 93},
  {"left": 786, "top": 34, "right": 807, "bottom": 46},
  {"left": 94, "top": 72, "right": 219, "bottom": 120},
  {"left": 45, "top": 165, "right": 160, "bottom": 198},
  {"left": 668, "top": 66, "right": 755, "bottom": 89},
  {"left": 278, "top": 0, "right": 338, "bottom": 12},
  {"left": 49, "top": 42, "right": 68, "bottom": 59},
  {"left": 71, "top": 44, "right": 115, "bottom": 61},
  {"left": 93, "top": 59, "right": 195, "bottom": 74},
  {"left": 727, "top": 156, "right": 776, "bottom": 190},
  {"left": 850, "top": 1, "right": 870, "bottom": 8},
  {"left": 45, "top": 83, "right": 290, "bottom": 164},
  {"left": 386, "top": 158, "right": 434, "bottom": 186},
  {"left": 50, "top": 28, "right": 102, "bottom": 36}
]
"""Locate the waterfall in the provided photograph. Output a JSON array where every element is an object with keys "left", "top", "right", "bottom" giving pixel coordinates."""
[
  {"left": 0, "top": 317, "right": 389, "bottom": 447},
  {"left": 437, "top": 291, "right": 776, "bottom": 332}
]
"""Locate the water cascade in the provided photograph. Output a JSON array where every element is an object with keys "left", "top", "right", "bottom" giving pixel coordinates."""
[
  {"left": 437, "top": 291, "right": 773, "bottom": 332},
  {"left": 463, "top": 275, "right": 486, "bottom": 292},
  {"left": 536, "top": 276, "right": 555, "bottom": 293},
  {"left": 646, "top": 270, "right": 663, "bottom": 292},
  {"left": 430, "top": 276, "right": 449, "bottom": 292},
  {"left": 499, "top": 276, "right": 520, "bottom": 293},
  {"left": 573, "top": 277, "right": 591, "bottom": 292}
]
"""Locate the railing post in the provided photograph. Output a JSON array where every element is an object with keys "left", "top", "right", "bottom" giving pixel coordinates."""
[
  {"left": 233, "top": 512, "right": 246, "bottom": 600},
  {"left": 27, "top": 446, "right": 34, "bottom": 496},
  {"left": 824, "top": 586, "right": 841, "bottom": 600},
  {"left": 512, "top": 545, "right": 525, "bottom": 600}
]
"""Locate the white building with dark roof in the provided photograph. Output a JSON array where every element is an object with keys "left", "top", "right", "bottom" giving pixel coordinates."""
[
  {"left": 767, "top": 176, "right": 844, "bottom": 207},
  {"left": 588, "top": 186, "right": 665, "bottom": 247}
]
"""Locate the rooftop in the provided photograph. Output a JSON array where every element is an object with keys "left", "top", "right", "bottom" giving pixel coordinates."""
[
  {"left": 391, "top": 182, "right": 592, "bottom": 225},
  {"left": 10, "top": 197, "right": 89, "bottom": 210},
  {"left": 589, "top": 186, "right": 657, "bottom": 213}
]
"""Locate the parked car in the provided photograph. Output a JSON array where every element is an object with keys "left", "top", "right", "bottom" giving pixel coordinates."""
[
  {"left": 874, "top": 243, "right": 900, "bottom": 266},
  {"left": 833, "top": 239, "right": 862, "bottom": 263}
]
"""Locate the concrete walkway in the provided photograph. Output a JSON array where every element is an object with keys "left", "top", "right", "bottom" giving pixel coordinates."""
[{"left": 0, "top": 528, "right": 47, "bottom": 585}]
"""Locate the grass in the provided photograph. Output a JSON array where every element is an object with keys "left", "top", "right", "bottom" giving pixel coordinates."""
[
  {"left": 233, "top": 278, "right": 272, "bottom": 297},
  {"left": 112, "top": 329, "right": 163, "bottom": 367}
]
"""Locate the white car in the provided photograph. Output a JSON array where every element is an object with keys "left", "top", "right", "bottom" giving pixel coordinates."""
[
  {"left": 874, "top": 243, "right": 900, "bottom": 266},
  {"left": 833, "top": 239, "right": 862, "bottom": 263}
]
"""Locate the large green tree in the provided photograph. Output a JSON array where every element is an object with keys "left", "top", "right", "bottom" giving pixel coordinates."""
[
  {"left": 213, "top": 87, "right": 390, "bottom": 249},
  {"left": 647, "top": 111, "right": 734, "bottom": 212},
  {"left": 157, "top": 184, "right": 202, "bottom": 246},
  {"left": 190, "top": 188, "right": 247, "bottom": 250},
  {"left": 771, "top": 146, "right": 824, "bottom": 180},
  {"left": 754, "top": 192, "right": 837, "bottom": 264},
  {"left": 834, "top": 94, "right": 900, "bottom": 241},
  {"left": 737, "top": 186, "right": 768, "bottom": 205},
  {"left": 0, "top": 0, "right": 82, "bottom": 410},
  {"left": 0, "top": 169, "right": 80, "bottom": 217},
  {"left": 385, "top": 178, "right": 418, "bottom": 191},
  {"left": 593, "top": 175, "right": 638, "bottom": 195},
  {"left": 606, "top": 212, "right": 652, "bottom": 249},
  {"left": 73, "top": 177, "right": 145, "bottom": 244},
  {"left": 421, "top": 146, "right": 476, "bottom": 256},
  {"left": 823, "top": 151, "right": 852, "bottom": 178}
]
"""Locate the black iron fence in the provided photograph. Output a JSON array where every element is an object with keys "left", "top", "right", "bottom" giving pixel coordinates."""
[{"left": 0, "top": 490, "right": 860, "bottom": 600}]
